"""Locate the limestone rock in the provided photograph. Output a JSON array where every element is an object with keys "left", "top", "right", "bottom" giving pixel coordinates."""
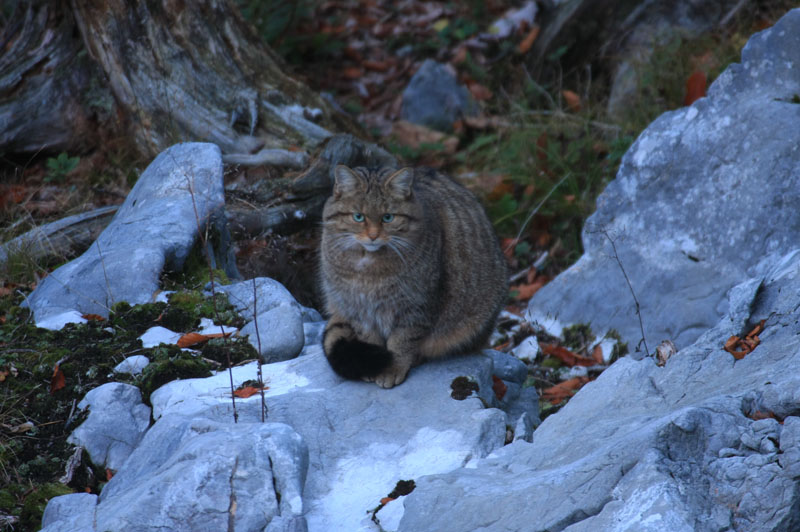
[
  {"left": 23, "top": 143, "right": 226, "bottom": 325},
  {"left": 239, "top": 304, "right": 305, "bottom": 362},
  {"left": 67, "top": 383, "right": 151, "bottom": 471},
  {"left": 215, "top": 278, "right": 306, "bottom": 362},
  {"left": 40, "top": 493, "right": 98, "bottom": 532},
  {"left": 528, "top": 8, "right": 800, "bottom": 353},
  {"left": 113, "top": 355, "right": 150, "bottom": 375},
  {"left": 400, "top": 60, "right": 477, "bottom": 132}
]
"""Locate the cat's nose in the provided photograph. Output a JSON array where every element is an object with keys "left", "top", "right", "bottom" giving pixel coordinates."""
[{"left": 367, "top": 228, "right": 380, "bottom": 240}]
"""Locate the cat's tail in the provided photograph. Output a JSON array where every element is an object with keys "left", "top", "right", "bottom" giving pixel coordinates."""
[{"left": 324, "top": 335, "right": 393, "bottom": 380}]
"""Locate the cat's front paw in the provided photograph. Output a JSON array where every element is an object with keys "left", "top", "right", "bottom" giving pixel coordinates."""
[{"left": 371, "top": 360, "right": 412, "bottom": 389}]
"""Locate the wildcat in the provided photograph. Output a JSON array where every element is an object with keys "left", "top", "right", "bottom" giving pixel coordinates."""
[{"left": 319, "top": 164, "right": 507, "bottom": 388}]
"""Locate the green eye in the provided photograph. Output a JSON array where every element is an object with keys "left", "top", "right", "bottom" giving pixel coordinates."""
[
  {"left": 353, "top": 213, "right": 365, "bottom": 222},
  {"left": 382, "top": 213, "right": 394, "bottom": 223}
]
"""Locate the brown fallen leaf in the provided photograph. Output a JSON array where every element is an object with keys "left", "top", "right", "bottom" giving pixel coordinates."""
[
  {"left": 749, "top": 410, "right": 782, "bottom": 423},
  {"left": 562, "top": 90, "right": 581, "bottom": 112},
  {"left": 177, "top": 332, "right": 210, "bottom": 348},
  {"left": 390, "top": 120, "right": 459, "bottom": 154},
  {"left": 491, "top": 375, "right": 507, "bottom": 400},
  {"left": 684, "top": 70, "right": 707, "bottom": 106},
  {"left": 343, "top": 66, "right": 363, "bottom": 80},
  {"left": 467, "top": 81, "right": 493, "bottom": 101},
  {"left": 380, "top": 497, "right": 395, "bottom": 505},
  {"left": 516, "top": 25, "right": 540, "bottom": 54},
  {"left": 106, "top": 468, "right": 115, "bottom": 481},
  {"left": 233, "top": 385, "right": 269, "bottom": 398},
  {"left": 541, "top": 377, "right": 591, "bottom": 404},
  {"left": 723, "top": 320, "right": 765, "bottom": 359},
  {"left": 540, "top": 344, "right": 596, "bottom": 367},
  {"left": 511, "top": 277, "right": 547, "bottom": 301},
  {"left": 50, "top": 363, "right": 66, "bottom": 394},
  {"left": 82, "top": 313, "right": 105, "bottom": 321}
]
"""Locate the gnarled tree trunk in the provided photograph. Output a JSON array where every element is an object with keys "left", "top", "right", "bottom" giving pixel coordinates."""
[{"left": 1, "top": 0, "right": 360, "bottom": 159}]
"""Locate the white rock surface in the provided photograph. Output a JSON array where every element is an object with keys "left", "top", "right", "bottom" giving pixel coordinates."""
[{"left": 67, "top": 383, "right": 151, "bottom": 471}]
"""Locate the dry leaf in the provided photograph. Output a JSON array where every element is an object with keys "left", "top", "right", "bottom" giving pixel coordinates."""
[
  {"left": 343, "top": 66, "right": 363, "bottom": 79},
  {"left": 516, "top": 25, "right": 540, "bottom": 54},
  {"left": 390, "top": 120, "right": 459, "bottom": 153},
  {"left": 491, "top": 375, "right": 508, "bottom": 400},
  {"left": 541, "top": 344, "right": 596, "bottom": 367},
  {"left": 512, "top": 278, "right": 546, "bottom": 301},
  {"left": 541, "top": 377, "right": 590, "bottom": 404},
  {"left": 723, "top": 320, "right": 765, "bottom": 359},
  {"left": 562, "top": 90, "right": 581, "bottom": 112},
  {"left": 50, "top": 364, "right": 66, "bottom": 394},
  {"left": 106, "top": 468, "right": 115, "bottom": 481},
  {"left": 363, "top": 59, "right": 390, "bottom": 72},
  {"left": 233, "top": 385, "right": 268, "bottom": 398},
  {"left": 655, "top": 339, "right": 677, "bottom": 367},
  {"left": 82, "top": 313, "right": 105, "bottom": 321},
  {"left": 467, "top": 81, "right": 493, "bottom": 101},
  {"left": 380, "top": 497, "right": 396, "bottom": 505},
  {"left": 177, "top": 332, "right": 211, "bottom": 348},
  {"left": 749, "top": 410, "right": 780, "bottom": 422},
  {"left": 684, "top": 70, "right": 707, "bottom": 106}
]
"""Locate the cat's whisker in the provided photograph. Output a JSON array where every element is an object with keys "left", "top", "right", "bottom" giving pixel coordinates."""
[{"left": 386, "top": 240, "right": 409, "bottom": 268}]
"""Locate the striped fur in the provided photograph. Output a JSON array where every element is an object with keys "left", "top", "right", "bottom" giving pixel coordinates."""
[{"left": 319, "top": 165, "right": 507, "bottom": 388}]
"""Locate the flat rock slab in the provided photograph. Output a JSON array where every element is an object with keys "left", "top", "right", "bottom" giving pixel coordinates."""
[
  {"left": 23, "top": 142, "right": 224, "bottom": 323},
  {"left": 529, "top": 9, "right": 800, "bottom": 351},
  {"left": 399, "top": 247, "right": 800, "bottom": 532},
  {"left": 150, "top": 347, "right": 535, "bottom": 531},
  {"left": 44, "top": 345, "right": 537, "bottom": 532}
]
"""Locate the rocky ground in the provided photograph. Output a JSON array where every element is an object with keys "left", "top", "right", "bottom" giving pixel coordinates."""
[{"left": 3, "top": 2, "right": 800, "bottom": 531}]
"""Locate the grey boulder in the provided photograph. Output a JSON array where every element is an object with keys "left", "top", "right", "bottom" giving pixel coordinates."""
[
  {"left": 43, "top": 347, "right": 536, "bottom": 531},
  {"left": 528, "top": 8, "right": 800, "bottom": 352},
  {"left": 400, "top": 59, "right": 477, "bottom": 132},
  {"left": 215, "top": 277, "right": 306, "bottom": 362},
  {"left": 23, "top": 142, "right": 225, "bottom": 324},
  {"left": 67, "top": 382, "right": 151, "bottom": 471},
  {"left": 239, "top": 304, "right": 305, "bottom": 362},
  {"left": 40, "top": 492, "right": 98, "bottom": 532},
  {"left": 400, "top": 247, "right": 800, "bottom": 531},
  {"left": 96, "top": 417, "right": 308, "bottom": 532}
]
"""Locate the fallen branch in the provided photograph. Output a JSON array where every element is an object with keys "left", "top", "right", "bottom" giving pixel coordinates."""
[{"left": 0, "top": 205, "right": 117, "bottom": 270}]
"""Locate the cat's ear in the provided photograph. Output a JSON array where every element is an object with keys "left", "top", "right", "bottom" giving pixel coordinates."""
[
  {"left": 333, "top": 165, "right": 363, "bottom": 198},
  {"left": 384, "top": 167, "right": 414, "bottom": 198}
]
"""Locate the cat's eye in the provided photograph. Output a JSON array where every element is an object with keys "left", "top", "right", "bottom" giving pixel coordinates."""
[
  {"left": 352, "top": 213, "right": 365, "bottom": 222},
  {"left": 382, "top": 213, "right": 394, "bottom": 223}
]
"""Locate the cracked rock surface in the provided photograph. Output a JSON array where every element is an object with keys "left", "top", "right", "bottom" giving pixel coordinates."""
[{"left": 529, "top": 8, "right": 800, "bottom": 352}]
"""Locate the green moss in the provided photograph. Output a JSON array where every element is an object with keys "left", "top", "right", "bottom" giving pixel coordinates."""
[
  {"left": 540, "top": 357, "right": 563, "bottom": 369},
  {"left": 201, "top": 337, "right": 257, "bottom": 366},
  {"left": 606, "top": 329, "right": 629, "bottom": 363},
  {"left": 562, "top": 323, "right": 596, "bottom": 350},
  {"left": 138, "top": 350, "right": 213, "bottom": 403}
]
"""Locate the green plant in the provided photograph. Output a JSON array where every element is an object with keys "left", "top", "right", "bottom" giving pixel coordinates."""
[{"left": 44, "top": 152, "right": 80, "bottom": 183}]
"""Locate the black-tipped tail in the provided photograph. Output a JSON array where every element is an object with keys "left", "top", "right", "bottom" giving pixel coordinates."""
[{"left": 326, "top": 337, "right": 392, "bottom": 380}]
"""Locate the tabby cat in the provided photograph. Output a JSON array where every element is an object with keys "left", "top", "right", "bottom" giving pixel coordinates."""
[{"left": 319, "top": 165, "right": 507, "bottom": 388}]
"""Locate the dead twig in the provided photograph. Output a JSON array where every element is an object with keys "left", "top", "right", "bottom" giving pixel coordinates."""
[
  {"left": 252, "top": 278, "right": 268, "bottom": 422},
  {"left": 595, "top": 228, "right": 649, "bottom": 356}
]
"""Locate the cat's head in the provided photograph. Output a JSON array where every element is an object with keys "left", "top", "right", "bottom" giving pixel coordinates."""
[{"left": 323, "top": 165, "right": 422, "bottom": 254}]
